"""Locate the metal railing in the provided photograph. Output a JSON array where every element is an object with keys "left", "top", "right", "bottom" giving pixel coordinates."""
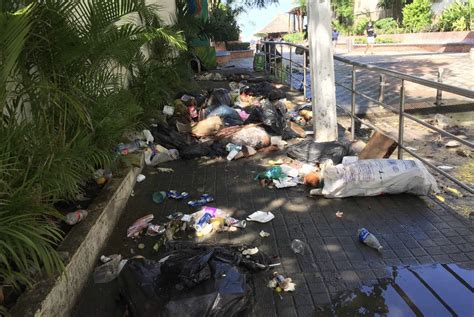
[{"left": 258, "top": 41, "right": 474, "bottom": 193}]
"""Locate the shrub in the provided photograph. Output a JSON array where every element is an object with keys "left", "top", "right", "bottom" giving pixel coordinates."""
[
  {"left": 283, "top": 32, "right": 305, "bottom": 43},
  {"left": 402, "top": 0, "right": 433, "bottom": 33},
  {"left": 438, "top": 0, "right": 471, "bottom": 31},
  {"left": 354, "top": 17, "right": 369, "bottom": 35},
  {"left": 226, "top": 42, "right": 250, "bottom": 51},
  {"left": 375, "top": 17, "right": 400, "bottom": 34},
  {"left": 354, "top": 37, "right": 399, "bottom": 44}
]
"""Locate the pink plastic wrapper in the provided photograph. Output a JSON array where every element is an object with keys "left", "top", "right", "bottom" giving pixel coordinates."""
[{"left": 127, "top": 214, "right": 154, "bottom": 238}]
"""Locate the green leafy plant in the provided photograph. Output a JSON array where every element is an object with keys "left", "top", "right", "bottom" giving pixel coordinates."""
[
  {"left": 354, "top": 17, "right": 369, "bottom": 35},
  {"left": 0, "top": 0, "right": 186, "bottom": 305},
  {"left": 402, "top": 0, "right": 433, "bottom": 32},
  {"left": 226, "top": 42, "right": 251, "bottom": 50},
  {"left": 375, "top": 17, "right": 400, "bottom": 34},
  {"left": 354, "top": 37, "right": 399, "bottom": 44},
  {"left": 438, "top": 0, "right": 471, "bottom": 31},
  {"left": 283, "top": 32, "right": 305, "bottom": 43}
]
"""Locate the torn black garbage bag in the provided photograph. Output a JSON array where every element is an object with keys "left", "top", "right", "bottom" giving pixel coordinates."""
[
  {"left": 287, "top": 139, "right": 352, "bottom": 164},
  {"left": 207, "top": 88, "right": 231, "bottom": 107},
  {"left": 245, "top": 99, "right": 286, "bottom": 135},
  {"left": 118, "top": 244, "right": 272, "bottom": 317}
]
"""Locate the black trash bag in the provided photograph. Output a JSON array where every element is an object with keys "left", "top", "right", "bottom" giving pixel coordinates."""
[
  {"left": 150, "top": 123, "right": 197, "bottom": 150},
  {"left": 244, "top": 100, "right": 286, "bottom": 135},
  {"left": 179, "top": 143, "right": 212, "bottom": 159},
  {"left": 287, "top": 139, "right": 352, "bottom": 164},
  {"left": 206, "top": 105, "right": 243, "bottom": 127},
  {"left": 207, "top": 89, "right": 231, "bottom": 107},
  {"left": 209, "top": 140, "right": 228, "bottom": 157},
  {"left": 118, "top": 244, "right": 259, "bottom": 317}
]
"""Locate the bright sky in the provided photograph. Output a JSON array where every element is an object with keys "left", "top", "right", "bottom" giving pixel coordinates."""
[{"left": 237, "top": 0, "right": 295, "bottom": 41}]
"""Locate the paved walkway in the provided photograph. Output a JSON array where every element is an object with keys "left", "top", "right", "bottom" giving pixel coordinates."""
[{"left": 73, "top": 151, "right": 474, "bottom": 316}]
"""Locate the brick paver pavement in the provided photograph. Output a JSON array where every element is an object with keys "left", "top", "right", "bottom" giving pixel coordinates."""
[{"left": 73, "top": 152, "right": 474, "bottom": 316}]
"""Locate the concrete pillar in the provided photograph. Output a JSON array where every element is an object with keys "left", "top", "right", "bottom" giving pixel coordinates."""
[{"left": 307, "top": 0, "right": 338, "bottom": 142}]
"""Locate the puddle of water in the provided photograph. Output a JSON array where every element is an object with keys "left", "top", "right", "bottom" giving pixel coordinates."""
[{"left": 318, "top": 263, "right": 474, "bottom": 317}]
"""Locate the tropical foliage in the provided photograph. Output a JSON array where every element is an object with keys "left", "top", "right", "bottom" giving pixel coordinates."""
[
  {"left": 374, "top": 17, "right": 400, "bottom": 34},
  {"left": 0, "top": 0, "right": 186, "bottom": 309},
  {"left": 438, "top": 0, "right": 472, "bottom": 31},
  {"left": 402, "top": 0, "right": 433, "bottom": 32}
]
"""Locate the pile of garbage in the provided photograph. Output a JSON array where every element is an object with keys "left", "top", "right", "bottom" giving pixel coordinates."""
[
  {"left": 113, "top": 82, "right": 316, "bottom": 164},
  {"left": 94, "top": 242, "right": 277, "bottom": 316}
]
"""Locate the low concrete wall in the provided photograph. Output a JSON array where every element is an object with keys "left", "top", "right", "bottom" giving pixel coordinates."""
[
  {"left": 230, "top": 50, "right": 254, "bottom": 59},
  {"left": 10, "top": 157, "right": 144, "bottom": 317},
  {"left": 336, "top": 42, "right": 474, "bottom": 53},
  {"left": 340, "top": 31, "right": 474, "bottom": 44}
]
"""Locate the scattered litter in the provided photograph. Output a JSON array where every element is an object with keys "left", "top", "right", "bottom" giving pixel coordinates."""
[
  {"left": 157, "top": 167, "right": 174, "bottom": 173},
  {"left": 268, "top": 159, "right": 284, "bottom": 165},
  {"left": 242, "top": 247, "right": 259, "bottom": 255},
  {"left": 167, "top": 212, "right": 183, "bottom": 220},
  {"left": 435, "top": 195, "right": 445, "bottom": 202},
  {"left": 167, "top": 190, "right": 190, "bottom": 200},
  {"left": 181, "top": 214, "right": 192, "bottom": 222},
  {"left": 138, "top": 243, "right": 145, "bottom": 250},
  {"left": 456, "top": 148, "right": 470, "bottom": 157},
  {"left": 437, "top": 165, "right": 455, "bottom": 171},
  {"left": 188, "top": 194, "right": 214, "bottom": 207},
  {"left": 93, "top": 254, "right": 127, "bottom": 284},
  {"left": 268, "top": 272, "right": 296, "bottom": 292},
  {"left": 359, "top": 131, "right": 397, "bottom": 159},
  {"left": 445, "top": 187, "right": 462, "bottom": 198},
  {"left": 162, "top": 105, "right": 174, "bottom": 116},
  {"left": 336, "top": 211, "right": 344, "bottom": 218},
  {"left": 246, "top": 211, "right": 275, "bottom": 223},
  {"left": 130, "top": 190, "right": 135, "bottom": 197},
  {"left": 322, "top": 159, "right": 440, "bottom": 198},
  {"left": 358, "top": 228, "right": 383, "bottom": 252},
  {"left": 136, "top": 174, "right": 146, "bottom": 183},
  {"left": 255, "top": 166, "right": 285, "bottom": 181},
  {"left": 405, "top": 146, "right": 418, "bottom": 151},
  {"left": 303, "top": 172, "right": 320, "bottom": 187},
  {"left": 225, "top": 216, "right": 247, "bottom": 228},
  {"left": 152, "top": 191, "right": 167, "bottom": 204},
  {"left": 65, "top": 209, "right": 88, "bottom": 225},
  {"left": 259, "top": 230, "right": 270, "bottom": 238},
  {"left": 273, "top": 177, "right": 298, "bottom": 188},
  {"left": 445, "top": 140, "right": 461, "bottom": 148},
  {"left": 100, "top": 255, "right": 112, "bottom": 263},
  {"left": 127, "top": 214, "right": 154, "bottom": 238},
  {"left": 433, "top": 113, "right": 458, "bottom": 129},
  {"left": 290, "top": 239, "right": 306, "bottom": 255},
  {"left": 146, "top": 224, "right": 165, "bottom": 236}
]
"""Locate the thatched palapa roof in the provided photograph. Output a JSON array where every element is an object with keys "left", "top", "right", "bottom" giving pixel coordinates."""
[{"left": 257, "top": 13, "right": 292, "bottom": 35}]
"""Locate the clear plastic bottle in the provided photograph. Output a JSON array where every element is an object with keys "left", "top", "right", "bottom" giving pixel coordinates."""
[
  {"left": 65, "top": 210, "right": 88, "bottom": 225},
  {"left": 357, "top": 228, "right": 383, "bottom": 252}
]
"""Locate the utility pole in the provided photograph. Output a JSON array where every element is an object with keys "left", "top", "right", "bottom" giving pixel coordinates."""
[{"left": 307, "top": 0, "right": 338, "bottom": 142}]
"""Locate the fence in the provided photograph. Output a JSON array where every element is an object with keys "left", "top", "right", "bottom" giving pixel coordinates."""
[{"left": 259, "top": 41, "right": 474, "bottom": 193}]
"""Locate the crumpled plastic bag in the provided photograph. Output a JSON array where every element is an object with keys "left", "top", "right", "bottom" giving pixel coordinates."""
[
  {"left": 206, "top": 105, "right": 243, "bottom": 126},
  {"left": 207, "top": 88, "right": 231, "bottom": 107}
]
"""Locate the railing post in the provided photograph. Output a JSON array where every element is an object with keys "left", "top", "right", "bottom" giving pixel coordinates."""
[
  {"left": 280, "top": 43, "right": 284, "bottom": 82},
  {"left": 435, "top": 67, "right": 444, "bottom": 106},
  {"left": 398, "top": 79, "right": 405, "bottom": 159},
  {"left": 351, "top": 65, "right": 356, "bottom": 140},
  {"left": 303, "top": 50, "right": 307, "bottom": 99},
  {"left": 289, "top": 45, "right": 293, "bottom": 89},
  {"left": 263, "top": 42, "right": 267, "bottom": 73},
  {"left": 273, "top": 43, "right": 277, "bottom": 77},
  {"left": 378, "top": 74, "right": 385, "bottom": 103}
]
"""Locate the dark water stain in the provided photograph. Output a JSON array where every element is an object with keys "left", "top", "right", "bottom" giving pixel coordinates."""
[{"left": 318, "top": 263, "right": 474, "bottom": 317}]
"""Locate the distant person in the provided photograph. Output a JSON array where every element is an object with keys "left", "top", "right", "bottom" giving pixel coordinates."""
[
  {"left": 365, "top": 22, "right": 375, "bottom": 55},
  {"left": 332, "top": 28, "right": 339, "bottom": 49}
]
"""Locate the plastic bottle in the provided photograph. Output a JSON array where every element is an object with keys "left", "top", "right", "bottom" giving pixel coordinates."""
[
  {"left": 65, "top": 210, "right": 88, "bottom": 225},
  {"left": 358, "top": 228, "right": 383, "bottom": 252},
  {"left": 195, "top": 213, "right": 212, "bottom": 231},
  {"left": 290, "top": 239, "right": 306, "bottom": 255}
]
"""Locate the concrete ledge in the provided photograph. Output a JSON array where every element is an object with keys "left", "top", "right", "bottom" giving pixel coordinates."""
[
  {"left": 230, "top": 50, "right": 254, "bottom": 59},
  {"left": 10, "top": 156, "right": 144, "bottom": 317}
]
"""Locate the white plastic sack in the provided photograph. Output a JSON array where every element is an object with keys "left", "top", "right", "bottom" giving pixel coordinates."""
[{"left": 322, "top": 159, "right": 439, "bottom": 198}]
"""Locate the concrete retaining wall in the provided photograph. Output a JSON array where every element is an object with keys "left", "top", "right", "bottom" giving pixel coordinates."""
[{"left": 10, "top": 157, "right": 143, "bottom": 317}]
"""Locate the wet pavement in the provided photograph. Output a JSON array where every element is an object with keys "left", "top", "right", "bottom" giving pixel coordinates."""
[{"left": 73, "top": 151, "right": 474, "bottom": 316}]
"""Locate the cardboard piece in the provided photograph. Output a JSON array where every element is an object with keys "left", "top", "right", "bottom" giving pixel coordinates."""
[{"left": 359, "top": 131, "right": 398, "bottom": 159}]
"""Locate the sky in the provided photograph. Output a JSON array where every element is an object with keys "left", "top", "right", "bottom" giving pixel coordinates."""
[{"left": 237, "top": 0, "right": 295, "bottom": 41}]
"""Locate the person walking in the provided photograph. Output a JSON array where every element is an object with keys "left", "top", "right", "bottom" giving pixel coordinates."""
[
  {"left": 332, "top": 28, "right": 339, "bottom": 50},
  {"left": 365, "top": 21, "right": 375, "bottom": 55}
]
